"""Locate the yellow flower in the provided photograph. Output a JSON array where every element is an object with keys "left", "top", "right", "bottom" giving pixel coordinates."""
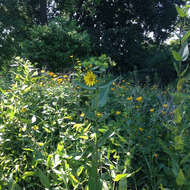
[
  {"left": 96, "top": 112, "right": 103, "bottom": 117},
  {"left": 32, "top": 125, "right": 39, "bottom": 131},
  {"left": 154, "top": 153, "right": 158, "bottom": 158},
  {"left": 53, "top": 74, "right": 57, "bottom": 78},
  {"left": 162, "top": 104, "right": 168, "bottom": 108},
  {"left": 80, "top": 112, "right": 85, "bottom": 117},
  {"left": 21, "top": 107, "right": 27, "bottom": 113},
  {"left": 127, "top": 96, "right": 133, "bottom": 101},
  {"left": 139, "top": 128, "right": 143, "bottom": 132},
  {"left": 161, "top": 111, "right": 166, "bottom": 115},
  {"left": 57, "top": 78, "right": 63, "bottom": 84},
  {"left": 136, "top": 96, "right": 143, "bottom": 102},
  {"left": 150, "top": 108, "right": 154, "bottom": 112},
  {"left": 136, "top": 105, "right": 140, "bottom": 109},
  {"left": 70, "top": 55, "right": 74, "bottom": 58},
  {"left": 84, "top": 71, "right": 96, "bottom": 86},
  {"left": 116, "top": 111, "right": 121, "bottom": 115},
  {"left": 49, "top": 72, "right": 54, "bottom": 77},
  {"left": 41, "top": 70, "right": 45, "bottom": 73},
  {"left": 64, "top": 75, "right": 68, "bottom": 78},
  {"left": 111, "top": 88, "right": 115, "bottom": 91}
]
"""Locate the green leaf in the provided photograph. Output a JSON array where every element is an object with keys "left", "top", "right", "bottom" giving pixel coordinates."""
[
  {"left": 22, "top": 171, "right": 36, "bottom": 180},
  {"left": 97, "top": 86, "right": 110, "bottom": 107},
  {"left": 182, "top": 30, "right": 190, "bottom": 44},
  {"left": 37, "top": 169, "right": 50, "bottom": 188},
  {"left": 176, "top": 5, "right": 186, "bottom": 17},
  {"left": 114, "top": 174, "right": 130, "bottom": 182},
  {"left": 114, "top": 168, "right": 141, "bottom": 182},
  {"left": 174, "top": 135, "right": 184, "bottom": 150},
  {"left": 77, "top": 166, "right": 84, "bottom": 176},
  {"left": 176, "top": 169, "right": 185, "bottom": 186},
  {"left": 172, "top": 50, "right": 182, "bottom": 61},
  {"left": 174, "top": 107, "right": 182, "bottom": 124},
  {"left": 74, "top": 81, "right": 96, "bottom": 90},
  {"left": 179, "top": 41, "right": 189, "bottom": 61},
  {"left": 97, "top": 130, "right": 115, "bottom": 147},
  {"left": 119, "top": 179, "right": 127, "bottom": 190}
]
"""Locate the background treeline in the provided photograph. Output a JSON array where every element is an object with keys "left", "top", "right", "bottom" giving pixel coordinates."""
[{"left": 0, "top": 0, "right": 186, "bottom": 84}]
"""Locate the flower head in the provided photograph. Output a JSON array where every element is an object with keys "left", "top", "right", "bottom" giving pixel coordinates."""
[
  {"left": 127, "top": 96, "right": 133, "bottom": 101},
  {"left": 115, "top": 111, "right": 121, "bottom": 115},
  {"left": 150, "top": 108, "right": 154, "bottom": 112},
  {"left": 136, "top": 96, "right": 143, "bottom": 102},
  {"left": 84, "top": 71, "right": 96, "bottom": 86},
  {"left": 162, "top": 104, "right": 168, "bottom": 108}
]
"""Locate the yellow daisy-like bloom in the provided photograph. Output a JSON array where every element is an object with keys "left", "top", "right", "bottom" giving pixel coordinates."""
[
  {"left": 32, "top": 125, "right": 39, "bottom": 131},
  {"left": 150, "top": 108, "right": 154, "bottom": 112},
  {"left": 139, "top": 128, "right": 143, "bottom": 132},
  {"left": 162, "top": 104, "right": 168, "bottom": 108},
  {"left": 136, "top": 96, "right": 143, "bottom": 102},
  {"left": 96, "top": 112, "right": 103, "bottom": 117},
  {"left": 21, "top": 107, "right": 27, "bottom": 113},
  {"left": 127, "top": 96, "right": 133, "bottom": 101},
  {"left": 57, "top": 78, "right": 63, "bottom": 84},
  {"left": 49, "top": 72, "right": 54, "bottom": 77},
  {"left": 84, "top": 71, "right": 96, "bottom": 86},
  {"left": 116, "top": 111, "right": 121, "bottom": 115},
  {"left": 80, "top": 112, "right": 85, "bottom": 117}
]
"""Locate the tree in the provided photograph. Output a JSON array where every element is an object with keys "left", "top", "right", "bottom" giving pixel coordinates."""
[{"left": 73, "top": 0, "right": 185, "bottom": 71}]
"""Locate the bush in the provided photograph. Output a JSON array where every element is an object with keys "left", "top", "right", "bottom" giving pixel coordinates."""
[{"left": 21, "top": 16, "right": 91, "bottom": 72}]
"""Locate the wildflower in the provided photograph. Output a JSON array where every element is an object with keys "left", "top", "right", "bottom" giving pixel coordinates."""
[
  {"left": 84, "top": 71, "right": 96, "bottom": 86},
  {"left": 70, "top": 55, "right": 74, "bottom": 58},
  {"left": 154, "top": 153, "right": 158, "bottom": 158},
  {"left": 32, "top": 125, "right": 39, "bottom": 131},
  {"left": 80, "top": 112, "right": 85, "bottom": 117},
  {"left": 53, "top": 74, "right": 57, "bottom": 78},
  {"left": 40, "top": 82, "right": 43, "bottom": 87},
  {"left": 162, "top": 104, "right": 168, "bottom": 108},
  {"left": 139, "top": 128, "right": 143, "bottom": 132},
  {"left": 150, "top": 108, "right": 154, "bottom": 112},
  {"left": 49, "top": 72, "right": 54, "bottom": 77},
  {"left": 77, "top": 60, "right": 81, "bottom": 63},
  {"left": 41, "top": 70, "right": 45, "bottom": 73},
  {"left": 122, "top": 80, "right": 125, "bottom": 82},
  {"left": 57, "top": 78, "right": 63, "bottom": 84},
  {"left": 136, "top": 105, "right": 140, "bottom": 109},
  {"left": 116, "top": 111, "right": 121, "bottom": 115},
  {"left": 64, "top": 75, "right": 68, "bottom": 78},
  {"left": 126, "top": 82, "right": 130, "bottom": 85},
  {"left": 136, "top": 96, "right": 143, "bottom": 102},
  {"left": 96, "top": 112, "right": 103, "bottom": 117},
  {"left": 161, "top": 111, "right": 166, "bottom": 115},
  {"left": 127, "top": 96, "right": 133, "bottom": 101},
  {"left": 111, "top": 88, "right": 115, "bottom": 91},
  {"left": 21, "top": 107, "right": 27, "bottom": 113}
]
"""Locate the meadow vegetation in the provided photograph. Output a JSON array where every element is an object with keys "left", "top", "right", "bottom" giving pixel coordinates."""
[{"left": 1, "top": 1, "right": 190, "bottom": 190}]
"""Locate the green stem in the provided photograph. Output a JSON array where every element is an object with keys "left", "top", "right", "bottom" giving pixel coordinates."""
[{"left": 95, "top": 87, "right": 99, "bottom": 188}]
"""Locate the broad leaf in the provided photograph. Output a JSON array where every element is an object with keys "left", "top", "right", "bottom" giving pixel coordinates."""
[
  {"left": 182, "top": 30, "right": 190, "bottom": 43},
  {"left": 172, "top": 50, "right": 182, "bottom": 61},
  {"left": 176, "top": 169, "right": 185, "bottom": 186},
  {"left": 179, "top": 41, "right": 189, "bottom": 61}
]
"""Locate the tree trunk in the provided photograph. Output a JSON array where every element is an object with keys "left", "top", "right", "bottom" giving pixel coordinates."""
[{"left": 39, "top": 0, "right": 47, "bottom": 25}]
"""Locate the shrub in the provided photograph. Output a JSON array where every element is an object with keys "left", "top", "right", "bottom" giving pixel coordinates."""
[{"left": 21, "top": 16, "right": 91, "bottom": 72}]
